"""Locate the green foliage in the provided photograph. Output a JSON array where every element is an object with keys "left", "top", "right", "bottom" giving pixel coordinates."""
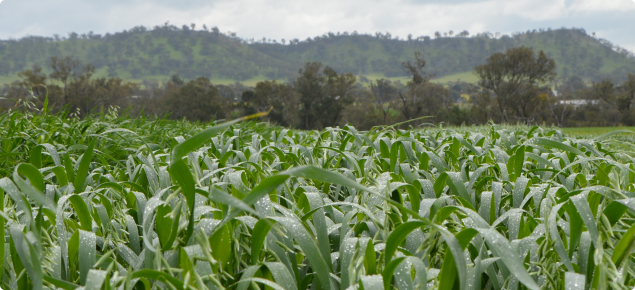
[
  {"left": 0, "top": 26, "right": 633, "bottom": 84},
  {"left": 294, "top": 62, "right": 356, "bottom": 129},
  {"left": 4, "top": 47, "right": 635, "bottom": 129},
  {"left": 2, "top": 107, "right": 635, "bottom": 289},
  {"left": 242, "top": 80, "right": 300, "bottom": 127},
  {"left": 163, "top": 76, "right": 227, "bottom": 121},
  {"left": 474, "top": 46, "right": 556, "bottom": 123}
]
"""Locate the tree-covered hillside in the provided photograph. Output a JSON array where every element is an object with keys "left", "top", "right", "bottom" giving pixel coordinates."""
[{"left": 0, "top": 25, "right": 633, "bottom": 84}]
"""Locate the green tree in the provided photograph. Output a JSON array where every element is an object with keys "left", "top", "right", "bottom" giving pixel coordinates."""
[
  {"left": 397, "top": 52, "right": 452, "bottom": 125},
  {"left": 616, "top": 74, "right": 635, "bottom": 113},
  {"left": 163, "top": 77, "right": 225, "bottom": 121},
  {"left": 294, "top": 62, "right": 356, "bottom": 129},
  {"left": 401, "top": 51, "right": 428, "bottom": 86},
  {"left": 49, "top": 56, "right": 82, "bottom": 104},
  {"left": 17, "top": 65, "right": 49, "bottom": 100},
  {"left": 48, "top": 56, "right": 97, "bottom": 113},
  {"left": 468, "top": 85, "right": 500, "bottom": 124},
  {"left": 245, "top": 81, "right": 300, "bottom": 127},
  {"left": 0, "top": 61, "right": 11, "bottom": 76},
  {"left": 591, "top": 80, "right": 615, "bottom": 106},
  {"left": 592, "top": 74, "right": 635, "bottom": 125},
  {"left": 3, "top": 65, "right": 67, "bottom": 112},
  {"left": 474, "top": 46, "right": 556, "bottom": 123},
  {"left": 369, "top": 79, "right": 397, "bottom": 124},
  {"left": 340, "top": 87, "right": 385, "bottom": 130},
  {"left": 82, "top": 77, "right": 137, "bottom": 114}
]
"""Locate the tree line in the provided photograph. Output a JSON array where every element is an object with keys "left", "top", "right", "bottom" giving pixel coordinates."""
[
  {"left": 1, "top": 26, "right": 634, "bottom": 83},
  {"left": 2, "top": 47, "right": 635, "bottom": 129}
]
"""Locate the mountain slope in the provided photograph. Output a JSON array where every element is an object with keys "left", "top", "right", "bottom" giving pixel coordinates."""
[{"left": 0, "top": 26, "right": 633, "bottom": 85}]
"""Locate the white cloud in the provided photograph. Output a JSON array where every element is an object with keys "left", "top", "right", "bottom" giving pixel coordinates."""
[
  {"left": 499, "top": 0, "right": 565, "bottom": 20},
  {"left": 569, "top": 0, "right": 635, "bottom": 12}
]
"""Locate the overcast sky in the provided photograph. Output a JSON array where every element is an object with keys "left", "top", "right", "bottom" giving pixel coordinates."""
[{"left": 0, "top": 0, "right": 634, "bottom": 51}]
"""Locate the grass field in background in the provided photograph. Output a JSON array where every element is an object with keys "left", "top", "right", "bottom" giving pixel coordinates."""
[
  {"left": 1, "top": 69, "right": 478, "bottom": 87},
  {"left": 431, "top": 71, "right": 479, "bottom": 83},
  {"left": 561, "top": 126, "right": 635, "bottom": 137}
]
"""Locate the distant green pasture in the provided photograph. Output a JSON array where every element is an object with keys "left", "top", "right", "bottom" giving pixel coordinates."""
[{"left": 561, "top": 127, "right": 635, "bottom": 138}]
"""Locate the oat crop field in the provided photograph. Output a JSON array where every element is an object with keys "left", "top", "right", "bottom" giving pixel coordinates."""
[{"left": 3, "top": 103, "right": 635, "bottom": 290}]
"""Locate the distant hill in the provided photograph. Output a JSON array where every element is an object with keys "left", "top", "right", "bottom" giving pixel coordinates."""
[{"left": 0, "top": 26, "right": 634, "bottom": 85}]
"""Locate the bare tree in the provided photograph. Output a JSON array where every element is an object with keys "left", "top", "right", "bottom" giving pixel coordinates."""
[{"left": 398, "top": 51, "right": 430, "bottom": 121}]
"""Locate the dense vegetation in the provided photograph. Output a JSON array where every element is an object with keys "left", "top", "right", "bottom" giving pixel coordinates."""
[
  {"left": 3, "top": 101, "right": 635, "bottom": 289},
  {"left": 1, "top": 25, "right": 634, "bottom": 83},
  {"left": 3, "top": 45, "right": 635, "bottom": 130}
]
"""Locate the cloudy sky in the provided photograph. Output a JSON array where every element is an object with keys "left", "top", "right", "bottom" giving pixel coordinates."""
[{"left": 0, "top": 0, "right": 634, "bottom": 51}]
